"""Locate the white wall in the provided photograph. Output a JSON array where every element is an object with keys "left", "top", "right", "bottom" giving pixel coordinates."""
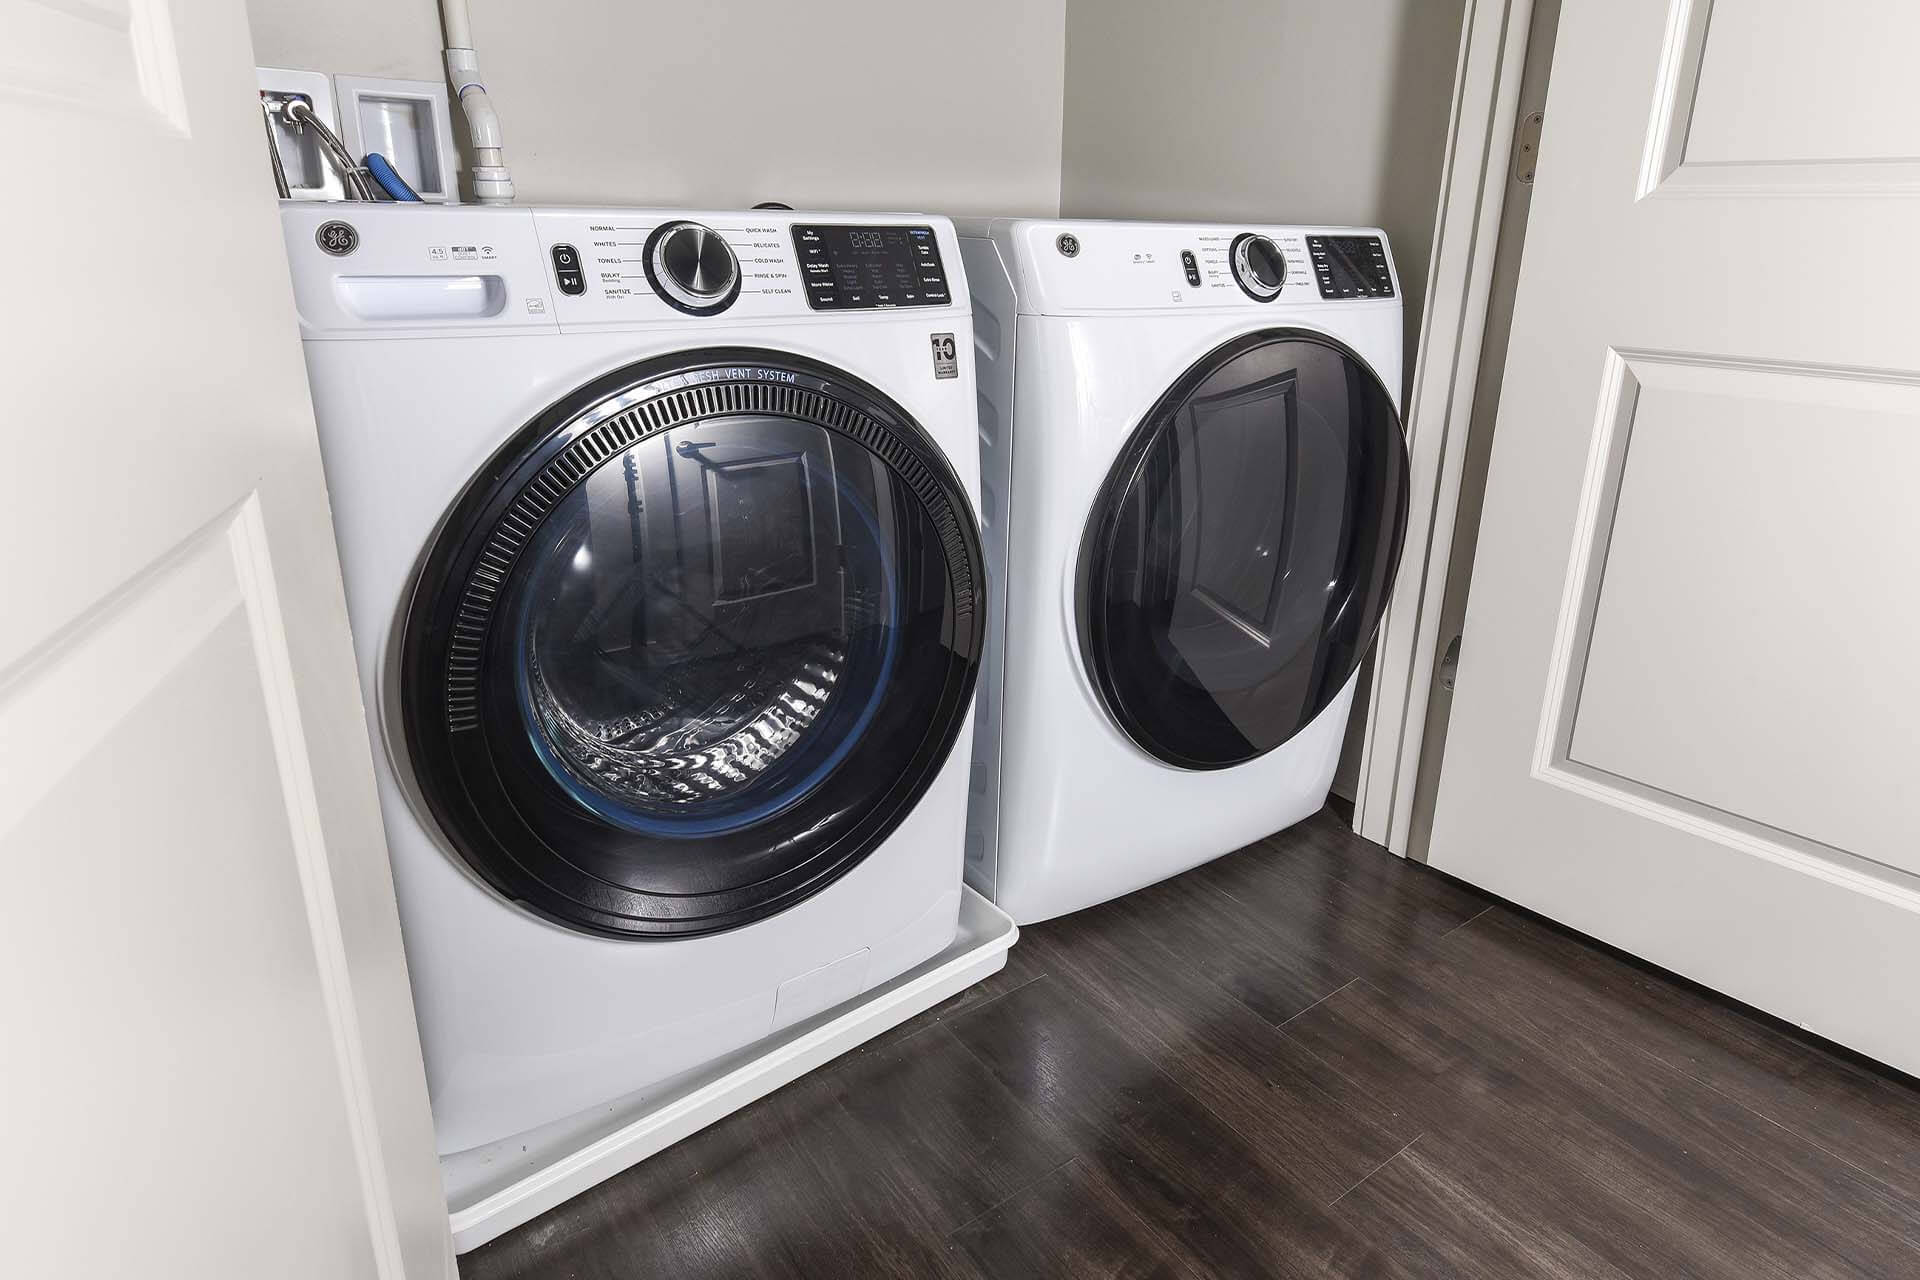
[
  {"left": 246, "top": 0, "right": 1067, "bottom": 215},
  {"left": 1060, "top": 0, "right": 1466, "bottom": 365}
]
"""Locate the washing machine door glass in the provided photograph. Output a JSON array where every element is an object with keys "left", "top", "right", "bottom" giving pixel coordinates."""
[
  {"left": 1078, "top": 329, "right": 1409, "bottom": 770},
  {"left": 403, "top": 352, "right": 984, "bottom": 938}
]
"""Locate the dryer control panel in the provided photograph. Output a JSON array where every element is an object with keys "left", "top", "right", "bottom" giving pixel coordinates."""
[
  {"left": 1306, "top": 235, "right": 1395, "bottom": 300},
  {"left": 975, "top": 220, "right": 1399, "bottom": 316}
]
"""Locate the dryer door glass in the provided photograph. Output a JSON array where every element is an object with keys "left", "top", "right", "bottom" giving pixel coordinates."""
[
  {"left": 403, "top": 355, "right": 984, "bottom": 938},
  {"left": 1078, "top": 330, "right": 1408, "bottom": 770}
]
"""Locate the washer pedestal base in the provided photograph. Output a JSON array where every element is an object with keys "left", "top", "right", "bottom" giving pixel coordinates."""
[{"left": 443, "top": 886, "right": 1018, "bottom": 1253}]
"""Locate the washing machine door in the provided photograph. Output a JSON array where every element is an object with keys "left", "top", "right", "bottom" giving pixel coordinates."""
[
  {"left": 402, "top": 350, "right": 984, "bottom": 938},
  {"left": 1077, "top": 329, "right": 1409, "bottom": 771}
]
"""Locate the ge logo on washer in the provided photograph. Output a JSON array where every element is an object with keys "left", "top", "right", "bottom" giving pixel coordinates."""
[{"left": 316, "top": 221, "right": 359, "bottom": 257}]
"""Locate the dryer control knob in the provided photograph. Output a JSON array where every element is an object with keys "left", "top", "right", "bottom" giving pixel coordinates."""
[
  {"left": 1230, "top": 233, "right": 1287, "bottom": 302},
  {"left": 645, "top": 221, "right": 741, "bottom": 315}
]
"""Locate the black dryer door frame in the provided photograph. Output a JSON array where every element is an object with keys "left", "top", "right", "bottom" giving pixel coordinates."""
[{"left": 1075, "top": 327, "right": 1409, "bottom": 771}]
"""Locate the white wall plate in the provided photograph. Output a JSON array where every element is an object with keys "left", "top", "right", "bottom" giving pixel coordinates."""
[{"left": 255, "top": 65, "right": 341, "bottom": 201}]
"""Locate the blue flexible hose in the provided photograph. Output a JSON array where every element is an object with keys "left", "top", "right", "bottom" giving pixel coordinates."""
[{"left": 365, "top": 152, "right": 423, "bottom": 202}]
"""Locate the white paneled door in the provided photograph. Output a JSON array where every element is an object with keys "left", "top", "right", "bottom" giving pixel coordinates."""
[
  {"left": 0, "top": 1, "right": 451, "bottom": 1276},
  {"left": 1431, "top": 0, "right": 1920, "bottom": 1071}
]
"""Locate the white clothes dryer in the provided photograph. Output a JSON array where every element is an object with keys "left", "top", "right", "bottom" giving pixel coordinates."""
[{"left": 959, "top": 218, "right": 1408, "bottom": 925}]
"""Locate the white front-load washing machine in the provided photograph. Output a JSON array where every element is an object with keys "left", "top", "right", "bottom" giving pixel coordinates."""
[
  {"left": 280, "top": 204, "right": 985, "bottom": 1160},
  {"left": 959, "top": 218, "right": 1409, "bottom": 925}
]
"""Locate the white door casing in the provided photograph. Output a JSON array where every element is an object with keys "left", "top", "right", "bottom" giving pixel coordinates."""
[
  {"left": 1352, "top": 0, "right": 1534, "bottom": 854},
  {"left": 1430, "top": 0, "right": 1920, "bottom": 1070},
  {"left": 0, "top": 1, "right": 452, "bottom": 1275}
]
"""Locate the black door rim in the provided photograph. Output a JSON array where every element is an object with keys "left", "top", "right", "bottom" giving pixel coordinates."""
[
  {"left": 1075, "top": 327, "right": 1410, "bottom": 771},
  {"left": 401, "top": 348, "right": 985, "bottom": 939}
]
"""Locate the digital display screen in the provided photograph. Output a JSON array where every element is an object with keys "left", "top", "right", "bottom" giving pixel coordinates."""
[
  {"left": 793, "top": 224, "right": 951, "bottom": 310},
  {"left": 1306, "top": 235, "right": 1395, "bottom": 300}
]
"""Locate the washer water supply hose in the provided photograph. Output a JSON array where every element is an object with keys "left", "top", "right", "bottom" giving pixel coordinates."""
[
  {"left": 265, "top": 95, "right": 377, "bottom": 201},
  {"left": 261, "top": 97, "right": 290, "bottom": 198},
  {"left": 260, "top": 0, "right": 516, "bottom": 204}
]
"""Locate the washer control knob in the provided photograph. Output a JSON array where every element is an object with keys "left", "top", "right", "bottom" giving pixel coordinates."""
[
  {"left": 1230, "top": 233, "right": 1287, "bottom": 301},
  {"left": 645, "top": 221, "right": 741, "bottom": 315}
]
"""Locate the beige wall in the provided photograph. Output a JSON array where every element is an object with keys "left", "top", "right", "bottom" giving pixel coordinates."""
[
  {"left": 247, "top": 1, "right": 1460, "bottom": 249},
  {"left": 247, "top": 0, "right": 1067, "bottom": 215},
  {"left": 1060, "top": 0, "right": 1467, "bottom": 368},
  {"left": 1056, "top": 0, "right": 1467, "bottom": 804}
]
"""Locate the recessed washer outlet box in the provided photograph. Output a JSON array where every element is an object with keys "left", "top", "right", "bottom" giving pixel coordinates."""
[{"left": 333, "top": 75, "right": 458, "bottom": 202}]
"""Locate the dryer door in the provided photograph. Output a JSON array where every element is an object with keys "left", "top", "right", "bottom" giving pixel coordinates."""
[
  {"left": 403, "top": 351, "right": 984, "bottom": 938},
  {"left": 1078, "top": 329, "right": 1408, "bottom": 770}
]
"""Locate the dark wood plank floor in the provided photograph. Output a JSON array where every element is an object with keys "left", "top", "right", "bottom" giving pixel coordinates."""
[{"left": 461, "top": 808, "right": 1920, "bottom": 1279}]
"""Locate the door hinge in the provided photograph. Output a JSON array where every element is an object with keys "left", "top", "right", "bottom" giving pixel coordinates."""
[
  {"left": 1513, "top": 110, "right": 1544, "bottom": 185},
  {"left": 1439, "top": 633, "right": 1462, "bottom": 693}
]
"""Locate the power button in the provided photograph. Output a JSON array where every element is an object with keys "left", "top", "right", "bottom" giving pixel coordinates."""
[
  {"left": 551, "top": 243, "right": 586, "bottom": 296},
  {"left": 1180, "top": 249, "right": 1202, "bottom": 288}
]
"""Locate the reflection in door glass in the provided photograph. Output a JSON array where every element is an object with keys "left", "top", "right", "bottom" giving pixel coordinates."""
[
  {"left": 1082, "top": 333, "right": 1407, "bottom": 769},
  {"left": 512, "top": 417, "right": 902, "bottom": 835}
]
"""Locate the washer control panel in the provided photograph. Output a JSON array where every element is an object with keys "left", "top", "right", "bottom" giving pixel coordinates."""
[
  {"left": 550, "top": 243, "right": 586, "bottom": 295},
  {"left": 276, "top": 205, "right": 968, "bottom": 337},
  {"left": 1230, "top": 233, "right": 1288, "bottom": 301},
  {"left": 645, "top": 220, "right": 741, "bottom": 315},
  {"left": 1306, "top": 235, "right": 1395, "bottom": 299},
  {"left": 532, "top": 211, "right": 966, "bottom": 327},
  {"left": 793, "top": 224, "right": 952, "bottom": 310}
]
